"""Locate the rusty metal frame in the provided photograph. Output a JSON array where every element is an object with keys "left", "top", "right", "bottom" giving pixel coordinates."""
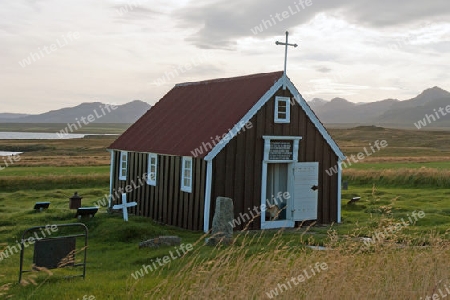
[{"left": 19, "top": 223, "right": 88, "bottom": 283}]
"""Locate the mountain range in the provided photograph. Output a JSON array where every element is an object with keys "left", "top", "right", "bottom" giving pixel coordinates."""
[
  {"left": 0, "top": 100, "right": 151, "bottom": 124},
  {"left": 307, "top": 87, "right": 450, "bottom": 128},
  {"left": 1, "top": 87, "right": 449, "bottom": 128}
]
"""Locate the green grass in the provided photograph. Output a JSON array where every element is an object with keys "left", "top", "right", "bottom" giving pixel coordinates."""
[
  {"left": 0, "top": 166, "right": 109, "bottom": 177},
  {"left": 0, "top": 166, "right": 109, "bottom": 191},
  {"left": 343, "top": 168, "right": 450, "bottom": 188},
  {"left": 346, "top": 161, "right": 450, "bottom": 170},
  {"left": 1, "top": 184, "right": 449, "bottom": 299},
  {"left": 0, "top": 187, "right": 314, "bottom": 299},
  {"left": 328, "top": 126, "right": 450, "bottom": 157},
  {"left": 341, "top": 185, "right": 450, "bottom": 235},
  {"left": 1, "top": 126, "right": 450, "bottom": 298},
  {"left": 0, "top": 187, "right": 197, "bottom": 298}
]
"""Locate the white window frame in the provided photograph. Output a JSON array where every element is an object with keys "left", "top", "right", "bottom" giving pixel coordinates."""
[
  {"left": 147, "top": 153, "right": 158, "bottom": 186},
  {"left": 274, "top": 96, "right": 291, "bottom": 123},
  {"left": 119, "top": 151, "right": 128, "bottom": 181},
  {"left": 181, "top": 156, "right": 193, "bottom": 193}
]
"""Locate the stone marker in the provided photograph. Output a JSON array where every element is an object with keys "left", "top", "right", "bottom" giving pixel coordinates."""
[
  {"left": 139, "top": 236, "right": 181, "bottom": 248},
  {"left": 207, "top": 196, "right": 234, "bottom": 246}
]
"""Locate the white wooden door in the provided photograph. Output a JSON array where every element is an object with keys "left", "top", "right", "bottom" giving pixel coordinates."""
[{"left": 292, "top": 162, "right": 319, "bottom": 221}]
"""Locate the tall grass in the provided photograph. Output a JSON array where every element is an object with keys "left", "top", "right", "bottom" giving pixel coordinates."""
[
  {"left": 344, "top": 167, "right": 450, "bottom": 188},
  {"left": 2, "top": 188, "right": 449, "bottom": 299},
  {"left": 0, "top": 174, "right": 108, "bottom": 191},
  {"left": 147, "top": 225, "right": 450, "bottom": 299},
  {"left": 0, "top": 137, "right": 114, "bottom": 167}
]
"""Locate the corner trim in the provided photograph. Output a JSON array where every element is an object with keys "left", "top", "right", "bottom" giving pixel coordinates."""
[
  {"left": 337, "top": 160, "right": 342, "bottom": 223},
  {"left": 108, "top": 149, "right": 115, "bottom": 208},
  {"left": 203, "top": 160, "right": 213, "bottom": 232}
]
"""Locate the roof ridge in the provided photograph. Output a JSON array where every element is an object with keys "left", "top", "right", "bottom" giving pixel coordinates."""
[{"left": 175, "top": 71, "right": 283, "bottom": 87}]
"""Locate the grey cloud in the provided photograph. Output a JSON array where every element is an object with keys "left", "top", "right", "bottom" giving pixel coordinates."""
[
  {"left": 427, "top": 41, "right": 450, "bottom": 52},
  {"left": 301, "top": 52, "right": 341, "bottom": 62},
  {"left": 149, "top": 63, "right": 225, "bottom": 87},
  {"left": 24, "top": 0, "right": 43, "bottom": 12},
  {"left": 175, "top": 0, "right": 323, "bottom": 49},
  {"left": 340, "top": 1, "right": 449, "bottom": 27},
  {"left": 175, "top": 0, "right": 450, "bottom": 49},
  {"left": 316, "top": 66, "right": 332, "bottom": 73},
  {"left": 112, "top": 4, "right": 160, "bottom": 22},
  {"left": 180, "top": 63, "right": 225, "bottom": 78}
]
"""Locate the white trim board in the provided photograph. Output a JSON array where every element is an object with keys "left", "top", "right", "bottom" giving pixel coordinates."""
[
  {"left": 203, "top": 160, "right": 213, "bottom": 232},
  {"left": 337, "top": 160, "right": 343, "bottom": 223}
]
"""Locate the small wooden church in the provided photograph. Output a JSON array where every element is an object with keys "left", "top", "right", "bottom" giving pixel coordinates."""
[{"left": 108, "top": 71, "right": 345, "bottom": 231}]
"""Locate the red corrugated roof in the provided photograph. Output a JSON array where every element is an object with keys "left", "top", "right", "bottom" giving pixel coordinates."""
[{"left": 109, "top": 71, "right": 284, "bottom": 158}]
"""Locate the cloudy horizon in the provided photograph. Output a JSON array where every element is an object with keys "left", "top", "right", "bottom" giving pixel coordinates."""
[{"left": 1, "top": 0, "right": 449, "bottom": 114}]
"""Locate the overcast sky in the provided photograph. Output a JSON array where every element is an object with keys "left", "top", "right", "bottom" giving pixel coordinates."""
[{"left": 1, "top": 0, "right": 449, "bottom": 113}]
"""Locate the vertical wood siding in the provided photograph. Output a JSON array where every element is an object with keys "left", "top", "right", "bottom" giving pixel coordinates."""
[
  {"left": 111, "top": 152, "right": 206, "bottom": 231},
  {"left": 211, "top": 88, "right": 339, "bottom": 230}
]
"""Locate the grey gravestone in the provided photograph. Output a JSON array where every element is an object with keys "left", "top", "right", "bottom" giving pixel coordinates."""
[
  {"left": 343, "top": 181, "right": 348, "bottom": 190},
  {"left": 207, "top": 196, "right": 234, "bottom": 246}
]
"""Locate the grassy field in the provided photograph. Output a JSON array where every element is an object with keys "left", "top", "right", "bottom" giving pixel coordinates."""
[
  {"left": 1, "top": 186, "right": 449, "bottom": 299},
  {"left": 0, "top": 126, "right": 450, "bottom": 299},
  {"left": 0, "top": 137, "right": 116, "bottom": 167},
  {"left": 0, "top": 137, "right": 113, "bottom": 192}
]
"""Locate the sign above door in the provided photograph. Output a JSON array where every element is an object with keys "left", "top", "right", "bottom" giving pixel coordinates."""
[
  {"left": 269, "top": 140, "right": 293, "bottom": 160},
  {"left": 263, "top": 136, "right": 302, "bottom": 163}
]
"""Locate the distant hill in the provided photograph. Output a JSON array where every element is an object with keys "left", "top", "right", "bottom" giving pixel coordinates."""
[
  {"left": 0, "top": 100, "right": 151, "bottom": 124},
  {"left": 307, "top": 87, "right": 450, "bottom": 128},
  {"left": 308, "top": 98, "right": 328, "bottom": 111},
  {"left": 0, "top": 113, "right": 30, "bottom": 119},
  {"left": 377, "top": 87, "right": 450, "bottom": 127},
  {"left": 2, "top": 87, "right": 449, "bottom": 128}
]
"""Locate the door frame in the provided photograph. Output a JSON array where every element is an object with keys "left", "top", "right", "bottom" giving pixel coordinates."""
[{"left": 261, "top": 136, "right": 302, "bottom": 229}]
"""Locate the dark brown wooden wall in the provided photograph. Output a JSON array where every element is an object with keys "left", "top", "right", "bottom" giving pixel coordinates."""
[
  {"left": 111, "top": 151, "right": 206, "bottom": 231},
  {"left": 210, "top": 88, "right": 340, "bottom": 230}
]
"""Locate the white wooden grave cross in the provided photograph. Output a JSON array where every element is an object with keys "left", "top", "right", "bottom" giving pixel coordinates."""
[
  {"left": 275, "top": 31, "right": 298, "bottom": 89},
  {"left": 113, "top": 193, "right": 137, "bottom": 222}
]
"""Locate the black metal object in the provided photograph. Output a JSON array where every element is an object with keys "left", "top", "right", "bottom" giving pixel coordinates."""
[
  {"left": 347, "top": 196, "right": 361, "bottom": 205},
  {"left": 69, "top": 192, "right": 82, "bottom": 209},
  {"left": 19, "top": 223, "right": 88, "bottom": 283},
  {"left": 75, "top": 207, "right": 98, "bottom": 219},
  {"left": 33, "top": 237, "right": 76, "bottom": 269},
  {"left": 33, "top": 202, "right": 50, "bottom": 211}
]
